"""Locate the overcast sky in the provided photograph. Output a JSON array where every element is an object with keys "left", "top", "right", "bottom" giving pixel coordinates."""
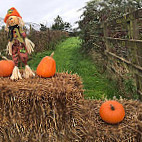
[{"left": 0, "top": 0, "right": 89, "bottom": 28}]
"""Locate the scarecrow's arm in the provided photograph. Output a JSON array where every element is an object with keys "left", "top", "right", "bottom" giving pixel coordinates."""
[
  {"left": 19, "top": 27, "right": 35, "bottom": 54},
  {"left": 19, "top": 27, "right": 26, "bottom": 38}
]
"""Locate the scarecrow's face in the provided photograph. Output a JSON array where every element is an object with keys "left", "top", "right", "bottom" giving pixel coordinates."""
[{"left": 7, "top": 16, "right": 19, "bottom": 26}]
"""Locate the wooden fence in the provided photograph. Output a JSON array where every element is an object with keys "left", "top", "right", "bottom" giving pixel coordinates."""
[{"left": 103, "top": 8, "right": 142, "bottom": 100}]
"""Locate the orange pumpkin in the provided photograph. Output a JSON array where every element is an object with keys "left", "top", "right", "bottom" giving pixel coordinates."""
[
  {"left": 0, "top": 60, "right": 15, "bottom": 77},
  {"left": 99, "top": 100, "right": 125, "bottom": 124},
  {"left": 36, "top": 52, "right": 56, "bottom": 78}
]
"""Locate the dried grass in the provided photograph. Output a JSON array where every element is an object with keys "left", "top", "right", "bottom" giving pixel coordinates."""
[{"left": 0, "top": 72, "right": 142, "bottom": 142}]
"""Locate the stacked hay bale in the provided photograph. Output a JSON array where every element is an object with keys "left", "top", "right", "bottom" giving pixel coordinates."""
[
  {"left": 0, "top": 72, "right": 142, "bottom": 141},
  {"left": 78, "top": 99, "right": 142, "bottom": 141},
  {"left": 0, "top": 72, "right": 84, "bottom": 142}
]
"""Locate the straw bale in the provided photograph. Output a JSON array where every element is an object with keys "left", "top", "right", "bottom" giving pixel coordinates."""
[
  {"left": 0, "top": 72, "right": 84, "bottom": 142},
  {"left": 0, "top": 72, "right": 142, "bottom": 141},
  {"left": 71, "top": 99, "right": 142, "bottom": 142}
]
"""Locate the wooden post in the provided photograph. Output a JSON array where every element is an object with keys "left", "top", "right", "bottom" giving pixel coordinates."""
[
  {"left": 103, "top": 22, "right": 109, "bottom": 51},
  {"left": 131, "top": 19, "right": 139, "bottom": 39},
  {"left": 127, "top": 13, "right": 141, "bottom": 99},
  {"left": 103, "top": 22, "right": 113, "bottom": 77}
]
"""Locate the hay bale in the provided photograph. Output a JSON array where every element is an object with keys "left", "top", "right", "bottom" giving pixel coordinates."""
[
  {"left": 69, "top": 99, "right": 142, "bottom": 142},
  {"left": 0, "top": 72, "right": 84, "bottom": 142},
  {"left": 0, "top": 72, "right": 142, "bottom": 141}
]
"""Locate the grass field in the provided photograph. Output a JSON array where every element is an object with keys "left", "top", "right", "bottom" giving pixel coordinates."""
[{"left": 28, "top": 37, "right": 120, "bottom": 99}]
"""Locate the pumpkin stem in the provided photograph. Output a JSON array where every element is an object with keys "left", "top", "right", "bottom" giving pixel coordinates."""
[
  {"left": 110, "top": 104, "right": 115, "bottom": 111},
  {"left": 0, "top": 52, "right": 9, "bottom": 60},
  {"left": 50, "top": 52, "right": 54, "bottom": 58},
  {"left": 2, "top": 56, "right": 9, "bottom": 60}
]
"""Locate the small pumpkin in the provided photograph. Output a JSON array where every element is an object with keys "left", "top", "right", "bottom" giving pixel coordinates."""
[
  {"left": 99, "top": 100, "right": 125, "bottom": 124},
  {"left": 36, "top": 52, "right": 56, "bottom": 78},
  {"left": 0, "top": 60, "right": 15, "bottom": 77}
]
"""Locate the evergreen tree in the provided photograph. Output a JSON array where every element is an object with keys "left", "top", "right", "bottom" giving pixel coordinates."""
[
  {"left": 51, "top": 15, "right": 64, "bottom": 30},
  {"left": 51, "top": 15, "right": 71, "bottom": 31},
  {"left": 40, "top": 23, "right": 47, "bottom": 31},
  {"left": 64, "top": 22, "right": 72, "bottom": 31}
]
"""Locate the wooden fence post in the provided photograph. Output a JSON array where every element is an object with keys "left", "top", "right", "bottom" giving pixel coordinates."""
[
  {"left": 127, "top": 17, "right": 139, "bottom": 64},
  {"left": 103, "top": 22, "right": 109, "bottom": 51},
  {"left": 127, "top": 15, "right": 142, "bottom": 99}
]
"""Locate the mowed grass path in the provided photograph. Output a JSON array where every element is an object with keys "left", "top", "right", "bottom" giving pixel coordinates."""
[{"left": 29, "top": 37, "right": 119, "bottom": 99}]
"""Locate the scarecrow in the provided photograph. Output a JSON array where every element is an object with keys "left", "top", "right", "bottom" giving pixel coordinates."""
[{"left": 4, "top": 7, "right": 35, "bottom": 80}]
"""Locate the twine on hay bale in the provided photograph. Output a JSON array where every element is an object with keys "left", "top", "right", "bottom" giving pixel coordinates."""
[{"left": 0, "top": 72, "right": 142, "bottom": 141}]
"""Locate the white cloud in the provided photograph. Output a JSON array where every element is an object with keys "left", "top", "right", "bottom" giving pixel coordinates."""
[{"left": 0, "top": 0, "right": 89, "bottom": 28}]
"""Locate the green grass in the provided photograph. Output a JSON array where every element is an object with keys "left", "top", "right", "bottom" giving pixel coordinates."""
[{"left": 28, "top": 37, "right": 119, "bottom": 99}]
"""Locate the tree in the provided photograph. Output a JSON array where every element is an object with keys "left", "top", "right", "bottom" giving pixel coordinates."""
[
  {"left": 78, "top": 0, "right": 142, "bottom": 52},
  {"left": 64, "top": 22, "right": 72, "bottom": 31},
  {"left": 40, "top": 23, "right": 47, "bottom": 31},
  {"left": 51, "top": 15, "right": 71, "bottom": 31}
]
